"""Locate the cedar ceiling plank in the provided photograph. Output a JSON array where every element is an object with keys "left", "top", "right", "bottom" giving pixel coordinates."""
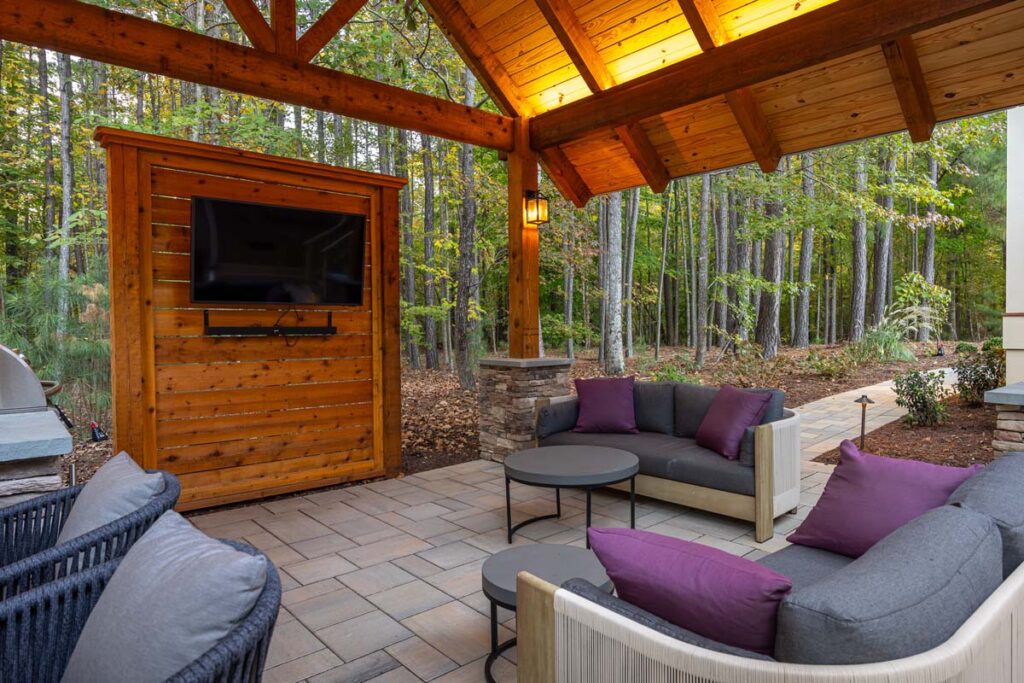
[
  {"left": 538, "top": 146, "right": 592, "bottom": 207},
  {"left": 297, "top": 0, "right": 367, "bottom": 63},
  {"left": 1, "top": 0, "right": 514, "bottom": 150},
  {"left": 530, "top": 0, "right": 1016, "bottom": 149},
  {"left": 222, "top": 0, "right": 274, "bottom": 52},
  {"left": 677, "top": 0, "right": 781, "bottom": 172},
  {"left": 272, "top": 0, "right": 297, "bottom": 56},
  {"left": 535, "top": 0, "right": 670, "bottom": 192},
  {"left": 881, "top": 35, "right": 936, "bottom": 142}
]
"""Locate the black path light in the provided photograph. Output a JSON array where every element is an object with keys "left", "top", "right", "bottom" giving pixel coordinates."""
[{"left": 855, "top": 394, "right": 875, "bottom": 449}]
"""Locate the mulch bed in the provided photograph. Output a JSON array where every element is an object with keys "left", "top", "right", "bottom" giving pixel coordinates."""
[{"left": 814, "top": 397, "right": 997, "bottom": 468}]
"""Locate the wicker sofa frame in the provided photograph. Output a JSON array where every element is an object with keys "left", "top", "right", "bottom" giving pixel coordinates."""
[
  {"left": 0, "top": 470, "right": 180, "bottom": 599},
  {"left": 0, "top": 538, "right": 280, "bottom": 683}
]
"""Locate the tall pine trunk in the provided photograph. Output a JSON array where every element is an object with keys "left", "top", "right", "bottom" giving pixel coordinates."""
[
  {"left": 421, "top": 134, "right": 438, "bottom": 369},
  {"left": 655, "top": 191, "right": 670, "bottom": 359},
  {"left": 57, "top": 52, "right": 73, "bottom": 343},
  {"left": 714, "top": 182, "right": 729, "bottom": 347},
  {"left": 850, "top": 155, "right": 868, "bottom": 341},
  {"left": 396, "top": 129, "right": 419, "bottom": 368},
  {"left": 795, "top": 152, "right": 815, "bottom": 347},
  {"left": 756, "top": 194, "right": 784, "bottom": 359},
  {"left": 454, "top": 70, "right": 478, "bottom": 388},
  {"left": 564, "top": 223, "right": 575, "bottom": 359},
  {"left": 38, "top": 49, "right": 56, "bottom": 251},
  {"left": 871, "top": 152, "right": 896, "bottom": 326},
  {"left": 623, "top": 188, "right": 639, "bottom": 357},
  {"left": 919, "top": 154, "right": 938, "bottom": 342},
  {"left": 695, "top": 175, "right": 711, "bottom": 365},
  {"left": 604, "top": 192, "right": 625, "bottom": 374}
]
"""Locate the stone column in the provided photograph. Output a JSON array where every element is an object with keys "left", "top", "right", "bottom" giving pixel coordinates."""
[
  {"left": 985, "top": 384, "right": 1024, "bottom": 453},
  {"left": 478, "top": 357, "right": 572, "bottom": 463},
  {"left": 1005, "top": 107, "right": 1024, "bottom": 383}
]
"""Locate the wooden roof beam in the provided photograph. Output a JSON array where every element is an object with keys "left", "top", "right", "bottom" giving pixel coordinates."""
[
  {"left": 531, "top": 0, "right": 1013, "bottom": 149},
  {"left": 677, "top": 0, "right": 781, "bottom": 172},
  {"left": 272, "top": 0, "right": 297, "bottom": 57},
  {"left": 882, "top": 36, "right": 936, "bottom": 143},
  {"left": 535, "top": 0, "right": 670, "bottom": 193},
  {"left": 297, "top": 0, "right": 367, "bottom": 63},
  {"left": 222, "top": 0, "right": 274, "bottom": 52},
  {"left": 538, "top": 147, "right": 592, "bottom": 207},
  {"left": 0, "top": 0, "right": 514, "bottom": 151}
]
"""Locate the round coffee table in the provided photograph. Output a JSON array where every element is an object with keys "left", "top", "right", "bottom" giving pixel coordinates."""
[
  {"left": 504, "top": 445, "right": 639, "bottom": 548},
  {"left": 481, "top": 544, "right": 613, "bottom": 683}
]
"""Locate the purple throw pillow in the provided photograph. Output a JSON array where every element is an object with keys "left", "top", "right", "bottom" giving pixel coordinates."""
[
  {"left": 695, "top": 385, "right": 771, "bottom": 458},
  {"left": 588, "top": 528, "right": 791, "bottom": 655},
  {"left": 788, "top": 440, "right": 982, "bottom": 557},
  {"left": 573, "top": 377, "right": 638, "bottom": 434}
]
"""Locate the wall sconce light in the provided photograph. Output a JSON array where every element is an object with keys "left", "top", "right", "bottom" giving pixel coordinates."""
[
  {"left": 854, "top": 394, "right": 875, "bottom": 449},
  {"left": 524, "top": 190, "right": 550, "bottom": 226}
]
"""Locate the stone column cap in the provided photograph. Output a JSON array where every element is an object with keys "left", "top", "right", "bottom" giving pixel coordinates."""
[
  {"left": 479, "top": 357, "right": 574, "bottom": 369},
  {"left": 986, "top": 382, "right": 1024, "bottom": 407}
]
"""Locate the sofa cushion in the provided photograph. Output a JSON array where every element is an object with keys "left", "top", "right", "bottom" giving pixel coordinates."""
[
  {"left": 634, "top": 382, "right": 674, "bottom": 434},
  {"left": 589, "top": 528, "right": 791, "bottom": 655},
  {"left": 776, "top": 505, "right": 1002, "bottom": 665},
  {"left": 539, "top": 431, "right": 755, "bottom": 495},
  {"left": 562, "top": 577, "right": 774, "bottom": 661},
  {"left": 63, "top": 511, "right": 268, "bottom": 683},
  {"left": 788, "top": 440, "right": 981, "bottom": 557},
  {"left": 696, "top": 386, "right": 772, "bottom": 459},
  {"left": 757, "top": 544, "right": 853, "bottom": 590},
  {"left": 536, "top": 397, "right": 579, "bottom": 439},
  {"left": 948, "top": 451, "right": 1024, "bottom": 577},
  {"left": 56, "top": 452, "right": 165, "bottom": 545},
  {"left": 673, "top": 383, "right": 717, "bottom": 438},
  {"left": 574, "top": 377, "right": 638, "bottom": 433}
]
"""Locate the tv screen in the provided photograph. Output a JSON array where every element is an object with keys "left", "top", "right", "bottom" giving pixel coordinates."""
[{"left": 190, "top": 196, "right": 366, "bottom": 305}]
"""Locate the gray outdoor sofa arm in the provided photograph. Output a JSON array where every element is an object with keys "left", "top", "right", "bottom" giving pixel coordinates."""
[
  {"left": 0, "top": 485, "right": 81, "bottom": 567},
  {"left": 536, "top": 395, "right": 578, "bottom": 438}
]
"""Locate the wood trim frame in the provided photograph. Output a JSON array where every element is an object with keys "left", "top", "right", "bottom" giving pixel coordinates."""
[{"left": 517, "top": 571, "right": 558, "bottom": 683}]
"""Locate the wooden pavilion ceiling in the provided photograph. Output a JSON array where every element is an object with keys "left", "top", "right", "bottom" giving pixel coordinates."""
[{"left": 2, "top": 0, "right": 1024, "bottom": 206}]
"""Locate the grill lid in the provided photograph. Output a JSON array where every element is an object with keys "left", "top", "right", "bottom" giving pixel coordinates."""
[{"left": 0, "top": 345, "right": 47, "bottom": 414}]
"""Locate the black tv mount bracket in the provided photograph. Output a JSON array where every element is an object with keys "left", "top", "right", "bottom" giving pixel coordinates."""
[{"left": 202, "top": 310, "right": 338, "bottom": 337}]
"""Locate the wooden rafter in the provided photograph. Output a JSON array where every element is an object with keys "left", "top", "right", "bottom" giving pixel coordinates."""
[
  {"left": 420, "top": 0, "right": 592, "bottom": 206},
  {"left": 272, "top": 0, "right": 297, "bottom": 56},
  {"left": 0, "top": 0, "right": 514, "bottom": 151},
  {"left": 536, "top": 0, "right": 669, "bottom": 193},
  {"left": 531, "top": 0, "right": 1013, "bottom": 149},
  {"left": 882, "top": 36, "right": 936, "bottom": 143},
  {"left": 296, "top": 0, "right": 367, "bottom": 63},
  {"left": 677, "top": 0, "right": 781, "bottom": 173},
  {"left": 222, "top": 0, "right": 274, "bottom": 52}
]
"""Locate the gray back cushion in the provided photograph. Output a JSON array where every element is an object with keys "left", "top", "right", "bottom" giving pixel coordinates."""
[
  {"left": 62, "top": 511, "right": 268, "bottom": 683},
  {"left": 673, "top": 383, "right": 718, "bottom": 437},
  {"left": 56, "top": 452, "right": 165, "bottom": 545},
  {"left": 536, "top": 397, "right": 579, "bottom": 438},
  {"left": 634, "top": 382, "right": 674, "bottom": 434},
  {"left": 775, "top": 505, "right": 1002, "bottom": 665},
  {"left": 948, "top": 451, "right": 1024, "bottom": 577}
]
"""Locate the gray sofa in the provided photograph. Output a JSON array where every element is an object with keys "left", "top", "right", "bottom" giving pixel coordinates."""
[
  {"left": 535, "top": 382, "right": 801, "bottom": 541},
  {"left": 515, "top": 452, "right": 1024, "bottom": 681}
]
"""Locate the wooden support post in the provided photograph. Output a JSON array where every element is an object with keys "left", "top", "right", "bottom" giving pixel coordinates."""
[{"left": 508, "top": 118, "right": 541, "bottom": 359}]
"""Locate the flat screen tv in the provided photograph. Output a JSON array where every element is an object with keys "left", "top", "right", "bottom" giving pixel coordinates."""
[{"left": 190, "top": 196, "right": 366, "bottom": 305}]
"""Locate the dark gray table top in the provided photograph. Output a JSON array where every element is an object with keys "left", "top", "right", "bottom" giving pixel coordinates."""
[
  {"left": 481, "top": 544, "right": 612, "bottom": 608},
  {"left": 504, "top": 445, "right": 639, "bottom": 487}
]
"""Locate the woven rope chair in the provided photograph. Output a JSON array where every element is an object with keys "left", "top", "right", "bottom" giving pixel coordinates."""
[
  {"left": 0, "top": 539, "right": 280, "bottom": 683},
  {"left": 0, "top": 470, "right": 180, "bottom": 599}
]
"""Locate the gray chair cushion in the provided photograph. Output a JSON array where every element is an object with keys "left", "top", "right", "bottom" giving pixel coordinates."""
[
  {"left": 62, "top": 511, "right": 268, "bottom": 683},
  {"left": 757, "top": 544, "right": 853, "bottom": 590},
  {"left": 536, "top": 397, "right": 579, "bottom": 439},
  {"left": 948, "top": 451, "right": 1024, "bottom": 577},
  {"left": 673, "top": 383, "right": 717, "bottom": 438},
  {"left": 539, "top": 431, "right": 755, "bottom": 495},
  {"left": 775, "top": 505, "right": 1002, "bottom": 665},
  {"left": 634, "top": 382, "right": 674, "bottom": 435},
  {"left": 562, "top": 578, "right": 774, "bottom": 661},
  {"left": 56, "top": 452, "right": 165, "bottom": 545}
]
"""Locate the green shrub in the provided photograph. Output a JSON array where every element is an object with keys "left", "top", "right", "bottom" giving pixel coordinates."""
[
  {"left": 849, "top": 323, "right": 916, "bottom": 363},
  {"left": 893, "top": 369, "right": 948, "bottom": 427},
  {"left": 954, "top": 341, "right": 977, "bottom": 355},
  {"left": 653, "top": 363, "right": 701, "bottom": 385},
  {"left": 954, "top": 345, "right": 1006, "bottom": 406},
  {"left": 982, "top": 337, "right": 1004, "bottom": 354},
  {"left": 805, "top": 349, "right": 858, "bottom": 380}
]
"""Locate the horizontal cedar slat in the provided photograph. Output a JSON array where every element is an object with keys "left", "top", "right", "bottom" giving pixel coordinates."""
[
  {"left": 153, "top": 224, "right": 190, "bottom": 253},
  {"left": 156, "top": 357, "right": 371, "bottom": 393},
  {"left": 153, "top": 196, "right": 190, "bottom": 226},
  {"left": 153, "top": 309, "right": 372, "bottom": 336},
  {"left": 155, "top": 334, "right": 372, "bottom": 364},
  {"left": 159, "top": 426, "right": 372, "bottom": 474},
  {"left": 157, "top": 379, "right": 373, "bottom": 419},
  {"left": 157, "top": 403, "right": 373, "bottom": 447}
]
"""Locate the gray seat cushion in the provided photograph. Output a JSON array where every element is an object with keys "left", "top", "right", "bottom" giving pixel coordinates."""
[
  {"left": 56, "top": 452, "right": 166, "bottom": 545},
  {"left": 634, "top": 382, "right": 674, "bottom": 434},
  {"left": 775, "top": 505, "right": 1002, "bottom": 665},
  {"left": 948, "top": 451, "right": 1024, "bottom": 577},
  {"left": 62, "top": 511, "right": 268, "bottom": 683},
  {"left": 757, "top": 544, "right": 853, "bottom": 590},
  {"left": 562, "top": 577, "right": 774, "bottom": 661},
  {"left": 539, "top": 431, "right": 755, "bottom": 495}
]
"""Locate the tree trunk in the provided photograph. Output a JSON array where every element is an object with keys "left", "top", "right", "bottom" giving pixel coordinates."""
[
  {"left": 293, "top": 105, "right": 303, "bottom": 156},
  {"left": 686, "top": 179, "right": 697, "bottom": 347},
  {"left": 756, "top": 195, "right": 784, "bottom": 359},
  {"left": 421, "top": 134, "right": 438, "bottom": 369},
  {"left": 850, "top": 155, "right": 868, "bottom": 341},
  {"left": 316, "top": 110, "right": 326, "bottom": 164},
  {"left": 655, "top": 191, "right": 670, "bottom": 359},
  {"left": 454, "top": 69, "right": 478, "bottom": 388},
  {"left": 735, "top": 197, "right": 751, "bottom": 342},
  {"left": 623, "top": 187, "right": 639, "bottom": 358},
  {"left": 57, "top": 52, "right": 73, "bottom": 343},
  {"left": 795, "top": 152, "right": 815, "bottom": 347},
  {"left": 605, "top": 192, "right": 625, "bottom": 374},
  {"left": 919, "top": 154, "right": 938, "bottom": 341},
  {"left": 871, "top": 152, "right": 896, "bottom": 326},
  {"left": 695, "top": 174, "right": 711, "bottom": 365},
  {"left": 396, "top": 129, "right": 419, "bottom": 368},
  {"left": 38, "top": 49, "right": 56, "bottom": 250},
  {"left": 672, "top": 181, "right": 682, "bottom": 346},
  {"left": 714, "top": 182, "right": 729, "bottom": 347}
]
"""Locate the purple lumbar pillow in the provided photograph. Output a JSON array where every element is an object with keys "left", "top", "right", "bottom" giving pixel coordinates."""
[
  {"left": 573, "top": 376, "right": 638, "bottom": 434},
  {"left": 788, "top": 440, "right": 982, "bottom": 557},
  {"left": 695, "top": 385, "right": 771, "bottom": 459},
  {"left": 588, "top": 527, "right": 792, "bottom": 655}
]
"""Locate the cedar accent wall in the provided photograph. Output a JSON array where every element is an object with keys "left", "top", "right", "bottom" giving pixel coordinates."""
[{"left": 97, "top": 128, "right": 403, "bottom": 510}]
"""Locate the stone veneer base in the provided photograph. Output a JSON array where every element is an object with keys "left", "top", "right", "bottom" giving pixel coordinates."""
[{"left": 986, "top": 383, "right": 1024, "bottom": 452}]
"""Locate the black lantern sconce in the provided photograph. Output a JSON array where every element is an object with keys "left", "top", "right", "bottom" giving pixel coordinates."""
[
  {"left": 854, "top": 394, "right": 875, "bottom": 449},
  {"left": 524, "top": 189, "right": 550, "bottom": 226}
]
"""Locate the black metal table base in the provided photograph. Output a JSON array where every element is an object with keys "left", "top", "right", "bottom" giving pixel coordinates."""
[
  {"left": 506, "top": 476, "right": 636, "bottom": 549},
  {"left": 486, "top": 598, "right": 516, "bottom": 683}
]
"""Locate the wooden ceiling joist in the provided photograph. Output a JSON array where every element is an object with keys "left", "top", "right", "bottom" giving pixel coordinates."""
[
  {"left": 538, "top": 147, "right": 592, "bottom": 207},
  {"left": 0, "top": 0, "right": 514, "bottom": 151},
  {"left": 677, "top": 0, "right": 781, "bottom": 173},
  {"left": 297, "top": 0, "right": 367, "bottom": 63},
  {"left": 882, "top": 36, "right": 937, "bottom": 143},
  {"left": 530, "top": 0, "right": 1015, "bottom": 149},
  {"left": 535, "top": 0, "right": 670, "bottom": 193},
  {"left": 222, "top": 0, "right": 274, "bottom": 52}
]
